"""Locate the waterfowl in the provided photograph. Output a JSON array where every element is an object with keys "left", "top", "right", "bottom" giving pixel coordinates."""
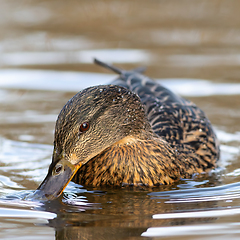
[{"left": 34, "top": 59, "right": 220, "bottom": 200}]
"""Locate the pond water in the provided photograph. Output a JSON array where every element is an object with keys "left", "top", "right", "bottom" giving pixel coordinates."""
[{"left": 0, "top": 1, "right": 240, "bottom": 239}]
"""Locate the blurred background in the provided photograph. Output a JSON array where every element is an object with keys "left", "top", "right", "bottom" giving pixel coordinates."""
[
  {"left": 0, "top": 1, "right": 240, "bottom": 240},
  {"left": 2, "top": 0, "right": 240, "bottom": 80},
  {"left": 0, "top": 0, "right": 239, "bottom": 139}
]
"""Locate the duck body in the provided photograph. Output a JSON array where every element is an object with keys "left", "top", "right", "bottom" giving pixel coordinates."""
[
  {"left": 33, "top": 60, "right": 220, "bottom": 200},
  {"left": 72, "top": 60, "right": 220, "bottom": 186}
]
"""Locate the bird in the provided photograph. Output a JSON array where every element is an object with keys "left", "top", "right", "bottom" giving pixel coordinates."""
[{"left": 33, "top": 59, "right": 220, "bottom": 200}]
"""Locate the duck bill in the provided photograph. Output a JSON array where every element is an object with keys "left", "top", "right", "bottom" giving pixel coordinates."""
[{"left": 30, "top": 160, "right": 81, "bottom": 201}]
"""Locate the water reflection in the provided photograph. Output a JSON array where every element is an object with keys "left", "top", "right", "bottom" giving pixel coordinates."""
[
  {"left": 45, "top": 185, "right": 220, "bottom": 240},
  {"left": 2, "top": 178, "right": 240, "bottom": 239},
  {"left": 45, "top": 180, "right": 240, "bottom": 239}
]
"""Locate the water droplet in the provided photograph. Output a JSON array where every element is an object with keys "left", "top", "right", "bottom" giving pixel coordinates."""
[
  {"left": 99, "top": 88, "right": 103, "bottom": 93},
  {"left": 113, "top": 99, "right": 116, "bottom": 102}
]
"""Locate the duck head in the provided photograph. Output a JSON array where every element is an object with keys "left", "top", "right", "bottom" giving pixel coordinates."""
[{"left": 32, "top": 84, "right": 150, "bottom": 200}]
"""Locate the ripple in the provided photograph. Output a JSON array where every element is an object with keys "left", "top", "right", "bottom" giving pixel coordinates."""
[
  {"left": 159, "top": 79, "right": 240, "bottom": 96},
  {"left": 0, "top": 198, "right": 42, "bottom": 208},
  {"left": 0, "top": 49, "right": 150, "bottom": 66},
  {"left": 141, "top": 223, "right": 240, "bottom": 237},
  {"left": 0, "top": 69, "right": 113, "bottom": 92},
  {"left": 0, "top": 175, "right": 23, "bottom": 189},
  {"left": 215, "top": 129, "right": 240, "bottom": 143},
  {"left": 153, "top": 208, "right": 240, "bottom": 219},
  {"left": 0, "top": 207, "right": 56, "bottom": 219},
  {"left": 0, "top": 69, "right": 240, "bottom": 98},
  {"left": 0, "top": 112, "right": 57, "bottom": 124},
  {"left": 220, "top": 144, "right": 240, "bottom": 167},
  {"left": 149, "top": 182, "right": 240, "bottom": 203},
  {"left": 0, "top": 137, "right": 52, "bottom": 185}
]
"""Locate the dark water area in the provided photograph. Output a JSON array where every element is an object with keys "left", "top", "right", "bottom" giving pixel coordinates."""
[{"left": 0, "top": 0, "right": 240, "bottom": 239}]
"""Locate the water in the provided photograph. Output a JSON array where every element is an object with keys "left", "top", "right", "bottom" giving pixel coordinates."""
[{"left": 0, "top": 0, "right": 240, "bottom": 239}]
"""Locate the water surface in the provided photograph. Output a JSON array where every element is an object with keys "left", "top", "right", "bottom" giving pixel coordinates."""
[{"left": 0, "top": 1, "right": 240, "bottom": 239}]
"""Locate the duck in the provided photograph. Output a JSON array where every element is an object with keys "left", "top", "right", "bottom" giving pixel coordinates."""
[{"left": 33, "top": 59, "right": 220, "bottom": 200}]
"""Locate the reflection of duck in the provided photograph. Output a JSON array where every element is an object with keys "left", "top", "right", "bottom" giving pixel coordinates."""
[
  {"left": 34, "top": 59, "right": 220, "bottom": 200},
  {"left": 50, "top": 189, "right": 218, "bottom": 240}
]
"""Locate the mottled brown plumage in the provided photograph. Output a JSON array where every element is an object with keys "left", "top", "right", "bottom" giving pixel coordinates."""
[
  {"left": 36, "top": 59, "right": 220, "bottom": 199},
  {"left": 63, "top": 59, "right": 219, "bottom": 187}
]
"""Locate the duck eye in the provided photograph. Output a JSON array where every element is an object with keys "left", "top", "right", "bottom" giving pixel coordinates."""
[
  {"left": 54, "top": 164, "right": 63, "bottom": 175},
  {"left": 79, "top": 122, "right": 90, "bottom": 133}
]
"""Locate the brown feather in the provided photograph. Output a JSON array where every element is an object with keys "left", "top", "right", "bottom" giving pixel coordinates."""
[{"left": 54, "top": 59, "right": 220, "bottom": 187}]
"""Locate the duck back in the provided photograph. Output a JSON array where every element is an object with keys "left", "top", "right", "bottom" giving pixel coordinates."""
[{"left": 95, "top": 59, "right": 220, "bottom": 171}]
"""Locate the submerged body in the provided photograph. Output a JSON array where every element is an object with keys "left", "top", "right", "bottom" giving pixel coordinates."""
[{"left": 34, "top": 59, "right": 219, "bottom": 200}]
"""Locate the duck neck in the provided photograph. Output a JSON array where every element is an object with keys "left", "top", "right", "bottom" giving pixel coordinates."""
[{"left": 74, "top": 131, "right": 199, "bottom": 186}]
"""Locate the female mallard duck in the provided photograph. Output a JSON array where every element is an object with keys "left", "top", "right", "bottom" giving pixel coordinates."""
[{"left": 34, "top": 59, "right": 220, "bottom": 200}]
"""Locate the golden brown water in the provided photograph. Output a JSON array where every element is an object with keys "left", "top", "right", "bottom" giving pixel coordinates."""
[{"left": 0, "top": 1, "right": 240, "bottom": 239}]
